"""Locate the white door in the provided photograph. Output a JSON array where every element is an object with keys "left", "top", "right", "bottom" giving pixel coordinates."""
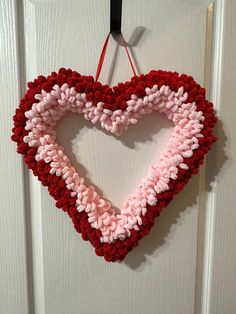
[{"left": 1, "top": 0, "right": 236, "bottom": 313}]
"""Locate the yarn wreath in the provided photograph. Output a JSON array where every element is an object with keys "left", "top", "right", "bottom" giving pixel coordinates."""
[{"left": 11, "top": 68, "right": 217, "bottom": 262}]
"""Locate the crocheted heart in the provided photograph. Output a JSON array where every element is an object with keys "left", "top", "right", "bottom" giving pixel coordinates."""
[{"left": 12, "top": 68, "right": 217, "bottom": 262}]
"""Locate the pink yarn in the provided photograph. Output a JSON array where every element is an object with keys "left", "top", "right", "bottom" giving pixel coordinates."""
[{"left": 23, "top": 83, "right": 204, "bottom": 243}]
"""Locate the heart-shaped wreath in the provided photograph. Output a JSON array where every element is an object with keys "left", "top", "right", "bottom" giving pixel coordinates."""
[{"left": 11, "top": 67, "right": 217, "bottom": 262}]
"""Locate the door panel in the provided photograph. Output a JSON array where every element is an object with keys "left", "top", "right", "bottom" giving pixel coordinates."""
[{"left": 1, "top": 1, "right": 236, "bottom": 314}]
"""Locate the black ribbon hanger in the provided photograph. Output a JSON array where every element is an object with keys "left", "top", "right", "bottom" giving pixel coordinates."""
[{"left": 110, "top": 0, "right": 122, "bottom": 35}]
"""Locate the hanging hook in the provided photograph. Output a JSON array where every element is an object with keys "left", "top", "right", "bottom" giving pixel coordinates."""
[{"left": 110, "top": 0, "right": 122, "bottom": 35}]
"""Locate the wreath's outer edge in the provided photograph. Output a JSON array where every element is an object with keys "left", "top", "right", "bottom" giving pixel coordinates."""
[{"left": 11, "top": 68, "right": 217, "bottom": 262}]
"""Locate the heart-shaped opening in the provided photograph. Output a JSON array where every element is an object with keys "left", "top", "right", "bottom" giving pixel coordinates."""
[{"left": 56, "top": 112, "right": 174, "bottom": 210}]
